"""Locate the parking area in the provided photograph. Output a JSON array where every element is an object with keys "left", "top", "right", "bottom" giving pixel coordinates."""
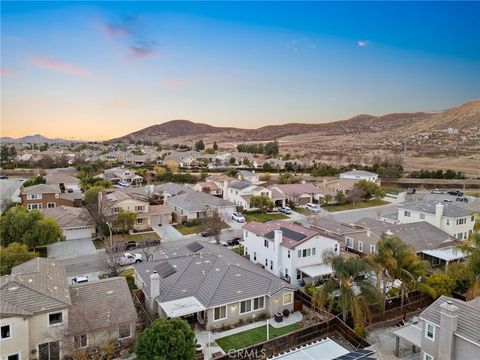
[{"left": 47, "top": 238, "right": 96, "bottom": 259}]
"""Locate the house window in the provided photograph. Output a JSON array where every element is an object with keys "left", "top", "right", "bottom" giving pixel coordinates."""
[
  {"left": 456, "top": 233, "right": 464, "bottom": 240},
  {"left": 446, "top": 219, "right": 450, "bottom": 226},
  {"left": 47, "top": 202, "right": 55, "bottom": 208},
  {"left": 296, "top": 270, "right": 302, "bottom": 280},
  {"left": 456, "top": 218, "right": 466, "bottom": 225},
  {"left": 7, "top": 355, "right": 19, "bottom": 360},
  {"left": 369, "top": 245, "right": 376, "bottom": 254},
  {"left": 135, "top": 205, "right": 145, "bottom": 212},
  {"left": 419, "top": 213, "right": 425, "bottom": 220},
  {"left": 113, "top": 207, "right": 120, "bottom": 213},
  {"left": 27, "top": 203, "right": 42, "bottom": 210},
  {"left": 346, "top": 237, "right": 354, "bottom": 248},
  {"left": 270, "top": 260, "right": 273, "bottom": 270},
  {"left": 335, "top": 243, "right": 339, "bottom": 252},
  {"left": 297, "top": 250, "right": 302, "bottom": 258},
  {"left": 358, "top": 241, "right": 364, "bottom": 252},
  {"left": 423, "top": 352, "right": 434, "bottom": 360},
  {"left": 213, "top": 306, "right": 227, "bottom": 321},
  {"left": 312, "top": 248, "right": 316, "bottom": 256},
  {"left": 283, "top": 293, "right": 293, "bottom": 305},
  {"left": 472, "top": 216, "right": 475, "bottom": 222},
  {"left": 48, "top": 312, "right": 63, "bottom": 326},
  {"left": 27, "top": 194, "right": 42, "bottom": 200},
  {"left": 285, "top": 268, "right": 289, "bottom": 276},
  {"left": 253, "top": 296, "right": 265, "bottom": 310},
  {"left": 404, "top": 210, "right": 411, "bottom": 217},
  {"left": 240, "top": 300, "right": 252, "bottom": 314},
  {"left": 425, "top": 322, "right": 435, "bottom": 341},
  {"left": 119, "top": 324, "right": 131, "bottom": 339},
  {"left": 253, "top": 252, "right": 257, "bottom": 261},
  {"left": 136, "top": 218, "right": 144, "bottom": 224},
  {"left": 1, "top": 325, "right": 11, "bottom": 339},
  {"left": 264, "top": 239, "right": 269, "bottom": 248},
  {"left": 38, "top": 341, "right": 60, "bottom": 360},
  {"left": 287, "top": 250, "right": 290, "bottom": 258},
  {"left": 265, "top": 259, "right": 268, "bottom": 267},
  {"left": 74, "top": 334, "right": 87, "bottom": 348}
]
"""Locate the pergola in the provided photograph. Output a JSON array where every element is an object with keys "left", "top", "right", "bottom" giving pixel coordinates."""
[{"left": 392, "top": 323, "right": 422, "bottom": 357}]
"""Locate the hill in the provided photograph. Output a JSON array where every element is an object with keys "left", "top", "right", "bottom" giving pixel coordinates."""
[{"left": 0, "top": 134, "right": 74, "bottom": 143}]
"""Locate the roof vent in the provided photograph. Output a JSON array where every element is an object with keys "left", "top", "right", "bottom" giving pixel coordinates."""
[
  {"left": 447, "top": 300, "right": 453, "bottom": 305},
  {"left": 106, "top": 290, "right": 113, "bottom": 294}
]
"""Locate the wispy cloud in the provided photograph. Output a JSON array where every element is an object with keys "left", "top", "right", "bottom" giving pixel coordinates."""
[
  {"left": 129, "top": 43, "right": 159, "bottom": 60},
  {"left": 357, "top": 40, "right": 368, "bottom": 47},
  {"left": 105, "top": 100, "right": 126, "bottom": 108},
  {"left": 0, "top": 68, "right": 17, "bottom": 77},
  {"left": 163, "top": 77, "right": 189, "bottom": 87},
  {"left": 33, "top": 56, "right": 89, "bottom": 75}
]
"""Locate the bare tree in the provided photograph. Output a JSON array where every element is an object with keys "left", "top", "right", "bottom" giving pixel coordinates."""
[{"left": 200, "top": 208, "right": 225, "bottom": 244}]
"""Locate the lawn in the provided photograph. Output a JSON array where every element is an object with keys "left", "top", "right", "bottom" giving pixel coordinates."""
[
  {"left": 464, "top": 191, "right": 480, "bottom": 198},
  {"left": 175, "top": 224, "right": 202, "bottom": 235},
  {"left": 245, "top": 212, "right": 288, "bottom": 222},
  {"left": 216, "top": 323, "right": 301, "bottom": 351},
  {"left": 232, "top": 246, "right": 244, "bottom": 256},
  {"left": 383, "top": 187, "right": 403, "bottom": 195},
  {"left": 121, "top": 268, "right": 138, "bottom": 291},
  {"left": 93, "top": 232, "right": 161, "bottom": 249},
  {"left": 323, "top": 198, "right": 389, "bottom": 212},
  {"left": 293, "top": 207, "right": 311, "bottom": 215}
]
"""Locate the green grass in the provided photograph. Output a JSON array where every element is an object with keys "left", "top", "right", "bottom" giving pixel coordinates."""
[
  {"left": 464, "top": 191, "right": 480, "bottom": 198},
  {"left": 383, "top": 187, "right": 403, "bottom": 195},
  {"left": 293, "top": 207, "right": 311, "bottom": 215},
  {"left": 232, "top": 246, "right": 244, "bottom": 256},
  {"left": 123, "top": 232, "right": 160, "bottom": 242},
  {"left": 175, "top": 224, "right": 202, "bottom": 235},
  {"left": 216, "top": 323, "right": 301, "bottom": 351},
  {"left": 323, "top": 198, "right": 389, "bottom": 212},
  {"left": 245, "top": 213, "right": 288, "bottom": 222},
  {"left": 93, "top": 238, "right": 104, "bottom": 249},
  {"left": 121, "top": 268, "right": 138, "bottom": 291}
]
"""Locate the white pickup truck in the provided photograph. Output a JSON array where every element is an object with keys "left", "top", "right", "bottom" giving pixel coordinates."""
[{"left": 116, "top": 252, "right": 143, "bottom": 266}]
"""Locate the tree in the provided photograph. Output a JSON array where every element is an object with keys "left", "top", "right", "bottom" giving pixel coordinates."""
[
  {"left": 346, "top": 187, "right": 363, "bottom": 205},
  {"left": 135, "top": 317, "right": 196, "bottom": 360},
  {"left": 229, "top": 157, "right": 236, "bottom": 165},
  {"left": 22, "top": 176, "right": 46, "bottom": 188},
  {"left": 114, "top": 210, "right": 136, "bottom": 234},
  {"left": 458, "top": 231, "right": 480, "bottom": 299},
  {"left": 0, "top": 242, "right": 38, "bottom": 275},
  {"left": 153, "top": 166, "right": 167, "bottom": 177},
  {"left": 353, "top": 180, "right": 385, "bottom": 201},
  {"left": 264, "top": 140, "right": 279, "bottom": 157},
  {"left": 213, "top": 141, "right": 218, "bottom": 151},
  {"left": 426, "top": 270, "right": 456, "bottom": 297},
  {"left": 224, "top": 168, "right": 238, "bottom": 177},
  {"left": 278, "top": 172, "right": 301, "bottom": 184},
  {"left": 195, "top": 139, "right": 205, "bottom": 151},
  {"left": 200, "top": 209, "right": 224, "bottom": 244},
  {"left": 324, "top": 194, "right": 333, "bottom": 205},
  {"left": 0, "top": 207, "right": 61, "bottom": 249},
  {"left": 250, "top": 195, "right": 274, "bottom": 213},
  {"left": 335, "top": 191, "right": 346, "bottom": 205},
  {"left": 262, "top": 162, "right": 273, "bottom": 171},
  {"left": 242, "top": 158, "right": 251, "bottom": 166},
  {"left": 314, "top": 251, "right": 381, "bottom": 334},
  {"left": 164, "top": 160, "right": 179, "bottom": 173}
]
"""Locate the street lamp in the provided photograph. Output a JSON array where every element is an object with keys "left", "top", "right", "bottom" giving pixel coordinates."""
[{"left": 106, "top": 222, "right": 113, "bottom": 248}]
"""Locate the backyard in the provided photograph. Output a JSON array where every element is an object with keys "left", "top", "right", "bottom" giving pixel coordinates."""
[
  {"left": 215, "top": 323, "right": 301, "bottom": 351},
  {"left": 323, "top": 199, "right": 389, "bottom": 212},
  {"left": 245, "top": 212, "right": 289, "bottom": 222}
]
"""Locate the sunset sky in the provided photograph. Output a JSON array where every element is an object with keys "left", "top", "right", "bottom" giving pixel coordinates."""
[{"left": 1, "top": 1, "right": 479, "bottom": 140}]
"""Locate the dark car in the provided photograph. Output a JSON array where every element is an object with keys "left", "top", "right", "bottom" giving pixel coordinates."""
[
  {"left": 227, "top": 237, "right": 241, "bottom": 246},
  {"left": 124, "top": 241, "right": 137, "bottom": 251},
  {"left": 456, "top": 197, "right": 469, "bottom": 202},
  {"left": 0, "top": 175, "right": 8, "bottom": 179},
  {"left": 141, "top": 238, "right": 161, "bottom": 247},
  {"left": 447, "top": 190, "right": 464, "bottom": 197},
  {"left": 201, "top": 229, "right": 214, "bottom": 237}
]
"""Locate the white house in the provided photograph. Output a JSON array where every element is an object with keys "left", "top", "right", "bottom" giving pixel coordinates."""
[
  {"left": 390, "top": 201, "right": 475, "bottom": 240},
  {"left": 226, "top": 180, "right": 272, "bottom": 210},
  {"left": 339, "top": 170, "right": 379, "bottom": 183},
  {"left": 243, "top": 221, "right": 340, "bottom": 285}
]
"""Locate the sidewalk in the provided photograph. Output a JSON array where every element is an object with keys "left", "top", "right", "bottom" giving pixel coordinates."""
[{"left": 151, "top": 224, "right": 183, "bottom": 242}]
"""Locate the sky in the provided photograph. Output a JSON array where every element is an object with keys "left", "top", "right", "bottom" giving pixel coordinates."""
[{"left": 1, "top": 1, "right": 479, "bottom": 141}]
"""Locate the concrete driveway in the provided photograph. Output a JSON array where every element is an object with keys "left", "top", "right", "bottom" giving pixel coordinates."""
[
  {"left": 152, "top": 223, "right": 183, "bottom": 242},
  {"left": 47, "top": 238, "right": 96, "bottom": 260}
]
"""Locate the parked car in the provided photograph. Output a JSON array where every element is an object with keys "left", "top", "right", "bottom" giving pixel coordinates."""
[
  {"left": 278, "top": 206, "right": 292, "bottom": 214},
  {"left": 118, "top": 180, "right": 130, "bottom": 187},
  {"left": 124, "top": 241, "right": 137, "bottom": 251},
  {"left": 443, "top": 199, "right": 453, "bottom": 203},
  {"left": 456, "top": 197, "right": 469, "bottom": 202},
  {"left": 306, "top": 203, "right": 321, "bottom": 212},
  {"left": 201, "top": 229, "right": 215, "bottom": 237},
  {"left": 72, "top": 275, "right": 88, "bottom": 284},
  {"left": 227, "top": 237, "right": 241, "bottom": 246},
  {"left": 447, "top": 190, "right": 464, "bottom": 197},
  {"left": 431, "top": 188, "right": 443, "bottom": 194},
  {"left": 0, "top": 175, "right": 8, "bottom": 179},
  {"left": 116, "top": 252, "right": 143, "bottom": 266},
  {"left": 232, "top": 212, "right": 246, "bottom": 223},
  {"left": 139, "top": 238, "right": 161, "bottom": 248}
]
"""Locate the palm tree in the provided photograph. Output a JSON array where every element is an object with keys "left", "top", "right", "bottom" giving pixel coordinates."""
[
  {"left": 457, "top": 231, "right": 480, "bottom": 299},
  {"left": 371, "top": 235, "right": 434, "bottom": 310},
  {"left": 313, "top": 251, "right": 381, "bottom": 334}
]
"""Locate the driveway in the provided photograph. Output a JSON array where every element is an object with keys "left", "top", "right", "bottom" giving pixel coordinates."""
[
  {"left": 47, "top": 238, "right": 96, "bottom": 260},
  {"left": 152, "top": 224, "right": 183, "bottom": 242}
]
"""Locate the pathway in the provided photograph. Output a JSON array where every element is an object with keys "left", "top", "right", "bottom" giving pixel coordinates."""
[{"left": 151, "top": 223, "right": 183, "bottom": 242}]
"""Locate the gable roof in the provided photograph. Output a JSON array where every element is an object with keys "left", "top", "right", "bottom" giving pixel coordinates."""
[
  {"left": 420, "top": 296, "right": 480, "bottom": 346},
  {"left": 340, "top": 170, "right": 377, "bottom": 177},
  {"left": 229, "top": 180, "right": 254, "bottom": 190},
  {"left": 166, "top": 189, "right": 234, "bottom": 212},
  {"left": 45, "top": 173, "right": 80, "bottom": 186},
  {"left": 21, "top": 184, "right": 60, "bottom": 195},
  {"left": 400, "top": 200, "right": 472, "bottom": 218},
  {"left": 134, "top": 240, "right": 295, "bottom": 308},
  {"left": 41, "top": 205, "right": 94, "bottom": 228},
  {"left": 69, "top": 277, "right": 137, "bottom": 335},
  {"left": 270, "top": 183, "right": 322, "bottom": 196}
]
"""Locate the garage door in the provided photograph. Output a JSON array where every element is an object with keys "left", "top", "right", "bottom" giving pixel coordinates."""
[{"left": 65, "top": 227, "right": 92, "bottom": 241}]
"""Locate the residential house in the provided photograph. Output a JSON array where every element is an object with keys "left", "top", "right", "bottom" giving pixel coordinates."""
[
  {"left": 206, "top": 175, "right": 236, "bottom": 198},
  {"left": 243, "top": 221, "right": 340, "bottom": 285},
  {"left": 225, "top": 180, "right": 272, "bottom": 210},
  {"left": 191, "top": 181, "right": 223, "bottom": 197},
  {"left": 386, "top": 201, "right": 475, "bottom": 240},
  {"left": 41, "top": 206, "right": 95, "bottom": 241},
  {"left": 21, "top": 184, "right": 81, "bottom": 210},
  {"left": 45, "top": 173, "right": 81, "bottom": 193},
  {"left": 134, "top": 240, "right": 296, "bottom": 330},
  {"left": 269, "top": 183, "right": 324, "bottom": 206},
  {"left": 45, "top": 167, "right": 78, "bottom": 177},
  {"left": 0, "top": 258, "right": 137, "bottom": 360},
  {"left": 392, "top": 296, "right": 480, "bottom": 360},
  {"left": 100, "top": 167, "right": 143, "bottom": 186},
  {"left": 100, "top": 151, "right": 128, "bottom": 163},
  {"left": 102, "top": 189, "right": 151, "bottom": 230},
  {"left": 238, "top": 170, "right": 260, "bottom": 184},
  {"left": 164, "top": 188, "right": 235, "bottom": 223},
  {"left": 317, "top": 178, "right": 358, "bottom": 196},
  {"left": 163, "top": 151, "right": 201, "bottom": 167},
  {"left": 339, "top": 170, "right": 379, "bottom": 183}
]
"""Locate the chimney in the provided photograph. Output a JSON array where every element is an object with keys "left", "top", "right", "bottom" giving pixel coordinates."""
[
  {"left": 367, "top": 230, "right": 371, "bottom": 237},
  {"left": 274, "top": 230, "right": 283, "bottom": 277},
  {"left": 438, "top": 300, "right": 459, "bottom": 360},
  {"left": 435, "top": 203, "right": 444, "bottom": 228},
  {"left": 150, "top": 271, "right": 160, "bottom": 313}
]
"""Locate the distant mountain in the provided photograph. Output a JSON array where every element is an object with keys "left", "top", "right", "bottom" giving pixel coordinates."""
[
  {"left": 111, "top": 100, "right": 480, "bottom": 144},
  {"left": 0, "top": 134, "right": 74, "bottom": 143}
]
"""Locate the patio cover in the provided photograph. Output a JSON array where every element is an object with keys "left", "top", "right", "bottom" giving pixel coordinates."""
[
  {"left": 159, "top": 296, "right": 206, "bottom": 318},
  {"left": 269, "top": 338, "right": 349, "bottom": 359},
  {"left": 299, "top": 263, "right": 333, "bottom": 278},
  {"left": 392, "top": 323, "right": 422, "bottom": 348},
  {"left": 422, "top": 247, "right": 469, "bottom": 262}
]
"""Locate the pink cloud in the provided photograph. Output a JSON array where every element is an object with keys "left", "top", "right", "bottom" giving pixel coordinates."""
[
  {"left": 129, "top": 46, "right": 160, "bottom": 59},
  {"left": 106, "top": 100, "right": 126, "bottom": 108},
  {"left": 33, "top": 56, "right": 89, "bottom": 76},
  {"left": 163, "top": 77, "right": 189, "bottom": 87},
  {"left": 0, "top": 68, "right": 17, "bottom": 77}
]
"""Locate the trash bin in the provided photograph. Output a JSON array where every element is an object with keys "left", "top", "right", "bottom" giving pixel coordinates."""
[{"left": 274, "top": 312, "right": 283, "bottom": 323}]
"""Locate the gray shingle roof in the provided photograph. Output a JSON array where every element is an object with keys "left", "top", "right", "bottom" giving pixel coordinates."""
[
  {"left": 21, "top": 184, "right": 60, "bottom": 195},
  {"left": 340, "top": 170, "right": 377, "bottom": 177},
  {"left": 69, "top": 277, "right": 137, "bottom": 335},
  {"left": 42, "top": 205, "right": 94, "bottom": 228},
  {"left": 134, "top": 240, "right": 295, "bottom": 308},
  {"left": 229, "top": 180, "right": 253, "bottom": 190},
  {"left": 166, "top": 189, "right": 234, "bottom": 212},
  {"left": 420, "top": 295, "right": 480, "bottom": 345},
  {"left": 400, "top": 201, "right": 472, "bottom": 218}
]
